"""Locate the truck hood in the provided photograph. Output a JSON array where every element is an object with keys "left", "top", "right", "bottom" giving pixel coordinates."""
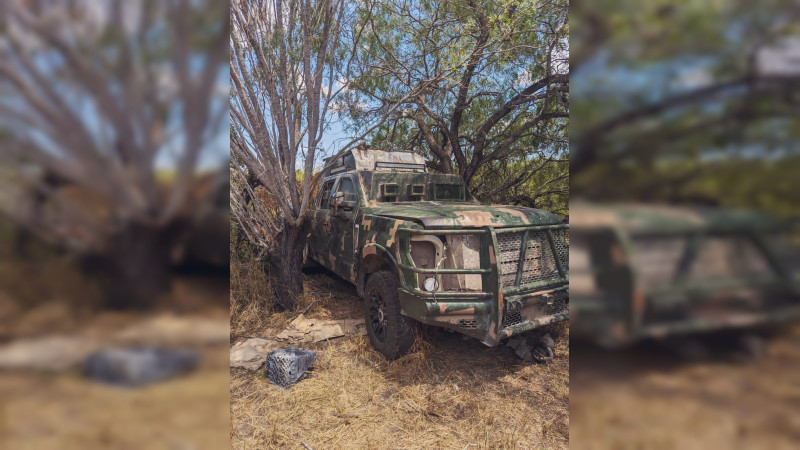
[{"left": 366, "top": 201, "right": 563, "bottom": 228}]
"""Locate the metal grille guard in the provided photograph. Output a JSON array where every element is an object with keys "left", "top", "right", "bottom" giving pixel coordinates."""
[{"left": 395, "top": 223, "right": 569, "bottom": 345}]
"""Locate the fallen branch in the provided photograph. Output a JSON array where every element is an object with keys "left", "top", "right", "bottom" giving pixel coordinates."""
[
  {"left": 331, "top": 411, "right": 360, "bottom": 419},
  {"left": 293, "top": 299, "right": 319, "bottom": 320},
  {"left": 404, "top": 400, "right": 440, "bottom": 418},
  {"left": 405, "top": 400, "right": 424, "bottom": 415}
]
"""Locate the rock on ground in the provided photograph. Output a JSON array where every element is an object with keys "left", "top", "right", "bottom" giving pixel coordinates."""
[
  {"left": 230, "top": 338, "right": 280, "bottom": 370},
  {"left": 0, "top": 336, "right": 100, "bottom": 372},
  {"left": 0, "top": 314, "right": 228, "bottom": 373},
  {"left": 230, "top": 315, "right": 367, "bottom": 370}
]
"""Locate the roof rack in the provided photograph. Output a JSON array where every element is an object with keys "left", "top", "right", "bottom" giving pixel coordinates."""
[{"left": 374, "top": 161, "right": 426, "bottom": 172}]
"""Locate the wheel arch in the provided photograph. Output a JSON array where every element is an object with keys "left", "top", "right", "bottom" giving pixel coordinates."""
[{"left": 357, "top": 243, "right": 400, "bottom": 297}]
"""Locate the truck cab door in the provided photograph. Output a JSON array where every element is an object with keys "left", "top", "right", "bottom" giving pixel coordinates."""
[
  {"left": 309, "top": 178, "right": 336, "bottom": 268},
  {"left": 328, "top": 175, "right": 359, "bottom": 282}
]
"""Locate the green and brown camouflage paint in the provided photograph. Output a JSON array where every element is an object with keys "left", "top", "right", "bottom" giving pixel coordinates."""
[
  {"left": 307, "top": 149, "right": 569, "bottom": 346},
  {"left": 570, "top": 202, "right": 800, "bottom": 347}
]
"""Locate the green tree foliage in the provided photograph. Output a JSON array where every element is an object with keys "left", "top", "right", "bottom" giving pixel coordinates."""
[
  {"left": 571, "top": 0, "right": 800, "bottom": 218},
  {"left": 343, "top": 0, "right": 569, "bottom": 209}
]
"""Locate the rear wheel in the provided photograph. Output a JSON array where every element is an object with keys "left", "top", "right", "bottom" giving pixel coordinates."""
[{"left": 363, "top": 271, "right": 416, "bottom": 359}]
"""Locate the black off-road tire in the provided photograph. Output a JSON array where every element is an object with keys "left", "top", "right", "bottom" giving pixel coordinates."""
[{"left": 363, "top": 271, "right": 417, "bottom": 359}]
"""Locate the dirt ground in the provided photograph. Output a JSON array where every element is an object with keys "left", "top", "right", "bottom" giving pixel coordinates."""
[
  {"left": 230, "top": 270, "right": 570, "bottom": 450},
  {"left": 1, "top": 346, "right": 230, "bottom": 450},
  {"left": 570, "top": 325, "right": 800, "bottom": 450},
  {"left": 0, "top": 265, "right": 231, "bottom": 450}
]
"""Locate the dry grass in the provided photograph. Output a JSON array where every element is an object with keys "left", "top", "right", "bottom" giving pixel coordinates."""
[
  {"left": 1, "top": 346, "right": 230, "bottom": 450},
  {"left": 570, "top": 325, "right": 800, "bottom": 450},
  {"left": 0, "top": 238, "right": 231, "bottom": 449},
  {"left": 230, "top": 248, "right": 272, "bottom": 337},
  {"left": 230, "top": 269, "right": 569, "bottom": 450}
]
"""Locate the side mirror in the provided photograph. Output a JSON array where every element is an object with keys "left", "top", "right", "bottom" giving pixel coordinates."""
[
  {"left": 330, "top": 192, "right": 355, "bottom": 216},
  {"left": 331, "top": 191, "right": 345, "bottom": 207}
]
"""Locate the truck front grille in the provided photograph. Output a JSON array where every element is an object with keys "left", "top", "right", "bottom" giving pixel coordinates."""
[
  {"left": 458, "top": 319, "right": 478, "bottom": 329},
  {"left": 501, "top": 295, "right": 568, "bottom": 329},
  {"left": 497, "top": 229, "right": 568, "bottom": 289},
  {"left": 502, "top": 312, "right": 524, "bottom": 328}
]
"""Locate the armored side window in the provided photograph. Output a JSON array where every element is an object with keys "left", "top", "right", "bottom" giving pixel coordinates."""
[
  {"left": 318, "top": 180, "right": 335, "bottom": 209},
  {"left": 380, "top": 183, "right": 399, "bottom": 202},
  {"left": 407, "top": 184, "right": 425, "bottom": 201}
]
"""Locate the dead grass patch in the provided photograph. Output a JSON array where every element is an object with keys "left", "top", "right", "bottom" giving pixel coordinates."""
[
  {"left": 0, "top": 235, "right": 231, "bottom": 448},
  {"left": 1, "top": 346, "right": 230, "bottom": 450},
  {"left": 570, "top": 326, "right": 800, "bottom": 449},
  {"left": 231, "top": 269, "right": 569, "bottom": 449}
]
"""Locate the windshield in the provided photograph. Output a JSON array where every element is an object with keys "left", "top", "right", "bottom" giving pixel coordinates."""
[{"left": 434, "top": 183, "right": 465, "bottom": 201}]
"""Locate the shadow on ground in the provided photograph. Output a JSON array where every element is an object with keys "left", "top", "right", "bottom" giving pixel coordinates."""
[{"left": 230, "top": 270, "right": 570, "bottom": 449}]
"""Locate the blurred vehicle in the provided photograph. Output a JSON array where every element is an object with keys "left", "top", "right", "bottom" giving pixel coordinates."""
[{"left": 570, "top": 202, "right": 800, "bottom": 348}]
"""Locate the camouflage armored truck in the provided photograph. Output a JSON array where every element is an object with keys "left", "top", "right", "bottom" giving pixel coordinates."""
[
  {"left": 306, "top": 148, "right": 569, "bottom": 358},
  {"left": 569, "top": 202, "right": 800, "bottom": 349}
]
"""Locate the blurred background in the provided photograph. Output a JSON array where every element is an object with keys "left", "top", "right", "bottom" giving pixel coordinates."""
[
  {"left": 0, "top": 1, "right": 230, "bottom": 448},
  {"left": 570, "top": 0, "right": 800, "bottom": 448}
]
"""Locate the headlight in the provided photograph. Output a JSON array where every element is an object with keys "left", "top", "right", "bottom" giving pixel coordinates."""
[
  {"left": 410, "top": 235, "right": 444, "bottom": 291},
  {"left": 409, "top": 234, "right": 482, "bottom": 292},
  {"left": 423, "top": 277, "right": 439, "bottom": 292}
]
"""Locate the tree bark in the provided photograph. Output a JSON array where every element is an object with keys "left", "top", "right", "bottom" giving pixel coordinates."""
[
  {"left": 266, "top": 222, "right": 309, "bottom": 311},
  {"left": 84, "top": 225, "right": 174, "bottom": 310}
]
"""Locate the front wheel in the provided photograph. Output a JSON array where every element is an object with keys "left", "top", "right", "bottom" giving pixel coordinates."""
[{"left": 363, "top": 271, "right": 417, "bottom": 359}]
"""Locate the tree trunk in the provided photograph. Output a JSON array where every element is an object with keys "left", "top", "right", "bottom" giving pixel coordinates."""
[
  {"left": 85, "top": 225, "right": 174, "bottom": 310},
  {"left": 266, "top": 223, "right": 308, "bottom": 311}
]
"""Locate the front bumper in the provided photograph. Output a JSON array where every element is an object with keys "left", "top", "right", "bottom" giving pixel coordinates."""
[
  {"left": 638, "top": 305, "right": 800, "bottom": 339},
  {"left": 570, "top": 280, "right": 800, "bottom": 346},
  {"left": 395, "top": 224, "right": 569, "bottom": 346}
]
